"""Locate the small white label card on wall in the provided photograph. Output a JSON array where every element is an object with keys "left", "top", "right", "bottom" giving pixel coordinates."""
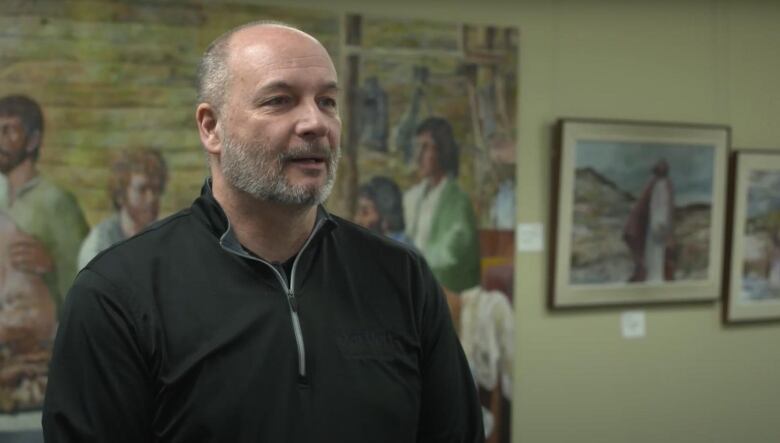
[
  {"left": 620, "top": 311, "right": 646, "bottom": 339},
  {"left": 516, "top": 223, "right": 544, "bottom": 252}
]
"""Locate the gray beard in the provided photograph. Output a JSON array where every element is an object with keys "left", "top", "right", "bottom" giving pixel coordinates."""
[{"left": 220, "top": 135, "right": 340, "bottom": 207}]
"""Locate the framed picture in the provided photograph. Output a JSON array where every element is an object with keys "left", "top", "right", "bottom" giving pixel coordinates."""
[
  {"left": 550, "top": 118, "right": 730, "bottom": 308},
  {"left": 724, "top": 151, "right": 780, "bottom": 323}
]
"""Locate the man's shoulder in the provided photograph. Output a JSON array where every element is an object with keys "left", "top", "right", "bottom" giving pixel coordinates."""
[
  {"left": 85, "top": 207, "right": 198, "bottom": 273},
  {"left": 326, "top": 214, "right": 438, "bottom": 301},
  {"left": 328, "top": 212, "right": 420, "bottom": 259}
]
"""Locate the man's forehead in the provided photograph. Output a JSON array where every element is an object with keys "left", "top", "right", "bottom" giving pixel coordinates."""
[
  {"left": 243, "top": 52, "right": 335, "bottom": 73},
  {"left": 227, "top": 26, "right": 336, "bottom": 75}
]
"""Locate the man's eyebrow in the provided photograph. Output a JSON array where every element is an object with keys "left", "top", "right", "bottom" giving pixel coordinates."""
[
  {"left": 257, "top": 81, "right": 294, "bottom": 94},
  {"left": 256, "top": 81, "right": 341, "bottom": 94},
  {"left": 321, "top": 82, "right": 340, "bottom": 93}
]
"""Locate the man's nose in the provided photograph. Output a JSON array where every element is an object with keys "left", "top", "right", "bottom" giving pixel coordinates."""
[{"left": 294, "top": 101, "right": 329, "bottom": 140}]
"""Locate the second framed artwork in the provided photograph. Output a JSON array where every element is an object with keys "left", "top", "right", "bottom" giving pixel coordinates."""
[
  {"left": 724, "top": 151, "right": 780, "bottom": 323},
  {"left": 550, "top": 119, "right": 730, "bottom": 308}
]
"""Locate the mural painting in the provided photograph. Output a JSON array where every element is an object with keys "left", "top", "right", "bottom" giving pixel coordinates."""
[{"left": 0, "top": 3, "right": 518, "bottom": 442}]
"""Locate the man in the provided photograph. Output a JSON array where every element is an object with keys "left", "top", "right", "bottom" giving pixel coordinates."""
[
  {"left": 355, "top": 175, "right": 412, "bottom": 245},
  {"left": 403, "top": 117, "right": 481, "bottom": 293},
  {"left": 77, "top": 148, "right": 168, "bottom": 268},
  {"left": 623, "top": 159, "right": 676, "bottom": 282},
  {"left": 43, "top": 22, "right": 483, "bottom": 442},
  {"left": 0, "top": 95, "right": 88, "bottom": 313}
]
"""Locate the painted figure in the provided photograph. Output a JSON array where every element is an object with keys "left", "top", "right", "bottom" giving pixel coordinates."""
[
  {"left": 0, "top": 95, "right": 88, "bottom": 312},
  {"left": 393, "top": 66, "right": 430, "bottom": 165},
  {"left": 623, "top": 159, "right": 676, "bottom": 282},
  {"left": 403, "top": 117, "right": 480, "bottom": 292},
  {"left": 357, "top": 77, "right": 389, "bottom": 152},
  {"left": 490, "top": 177, "right": 515, "bottom": 230},
  {"left": 0, "top": 94, "right": 87, "bottom": 413},
  {"left": 78, "top": 148, "right": 168, "bottom": 268},
  {"left": 0, "top": 211, "right": 55, "bottom": 413},
  {"left": 355, "top": 175, "right": 412, "bottom": 245}
]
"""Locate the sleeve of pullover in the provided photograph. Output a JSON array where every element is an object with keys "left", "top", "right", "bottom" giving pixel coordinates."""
[
  {"left": 415, "top": 258, "right": 485, "bottom": 443},
  {"left": 42, "top": 268, "right": 154, "bottom": 442}
]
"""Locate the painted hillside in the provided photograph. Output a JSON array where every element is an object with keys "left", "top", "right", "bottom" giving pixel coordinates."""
[{"left": 569, "top": 167, "right": 711, "bottom": 285}]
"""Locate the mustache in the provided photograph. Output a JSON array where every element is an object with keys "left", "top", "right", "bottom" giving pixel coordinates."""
[{"left": 280, "top": 144, "right": 335, "bottom": 162}]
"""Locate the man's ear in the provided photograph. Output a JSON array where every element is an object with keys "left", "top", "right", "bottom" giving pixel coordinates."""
[{"left": 196, "top": 103, "right": 221, "bottom": 156}]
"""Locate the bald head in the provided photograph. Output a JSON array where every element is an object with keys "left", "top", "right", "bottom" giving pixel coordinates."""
[{"left": 197, "top": 21, "right": 333, "bottom": 115}]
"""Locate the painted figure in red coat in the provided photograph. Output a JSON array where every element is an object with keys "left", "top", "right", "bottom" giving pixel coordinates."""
[{"left": 623, "top": 159, "right": 676, "bottom": 282}]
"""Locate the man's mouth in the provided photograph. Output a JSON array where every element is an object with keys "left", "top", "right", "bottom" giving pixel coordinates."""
[
  {"left": 289, "top": 156, "right": 326, "bottom": 164},
  {"left": 281, "top": 145, "right": 332, "bottom": 170},
  {"left": 285, "top": 151, "right": 329, "bottom": 166}
]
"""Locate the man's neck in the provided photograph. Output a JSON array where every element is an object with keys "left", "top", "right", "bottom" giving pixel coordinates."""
[
  {"left": 212, "top": 177, "right": 318, "bottom": 263},
  {"left": 6, "top": 160, "right": 38, "bottom": 205}
]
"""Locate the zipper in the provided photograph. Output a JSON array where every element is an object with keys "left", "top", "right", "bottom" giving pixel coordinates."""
[{"left": 219, "top": 216, "right": 327, "bottom": 380}]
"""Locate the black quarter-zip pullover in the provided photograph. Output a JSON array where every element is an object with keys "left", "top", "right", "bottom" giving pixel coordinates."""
[{"left": 43, "top": 181, "right": 484, "bottom": 443}]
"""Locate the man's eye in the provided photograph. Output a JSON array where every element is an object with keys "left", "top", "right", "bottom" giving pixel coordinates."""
[
  {"left": 318, "top": 97, "right": 337, "bottom": 109},
  {"left": 264, "top": 96, "right": 291, "bottom": 106}
]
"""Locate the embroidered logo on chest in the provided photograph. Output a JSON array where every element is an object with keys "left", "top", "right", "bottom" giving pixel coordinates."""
[{"left": 337, "top": 331, "right": 405, "bottom": 360}]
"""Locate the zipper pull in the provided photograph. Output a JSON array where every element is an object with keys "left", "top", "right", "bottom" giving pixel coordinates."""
[{"left": 287, "top": 291, "right": 299, "bottom": 312}]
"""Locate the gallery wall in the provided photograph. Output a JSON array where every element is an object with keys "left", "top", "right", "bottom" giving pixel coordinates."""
[{"left": 512, "top": 2, "right": 780, "bottom": 442}]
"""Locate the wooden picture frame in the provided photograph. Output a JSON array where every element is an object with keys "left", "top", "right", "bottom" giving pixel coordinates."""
[
  {"left": 550, "top": 118, "right": 730, "bottom": 308},
  {"left": 724, "top": 150, "right": 780, "bottom": 323}
]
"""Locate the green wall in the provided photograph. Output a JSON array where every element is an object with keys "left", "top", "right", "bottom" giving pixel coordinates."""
[{"left": 277, "top": 0, "right": 778, "bottom": 442}]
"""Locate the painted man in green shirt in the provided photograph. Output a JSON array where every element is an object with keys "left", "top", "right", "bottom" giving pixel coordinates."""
[
  {"left": 0, "top": 95, "right": 89, "bottom": 313},
  {"left": 402, "top": 117, "right": 480, "bottom": 293}
]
